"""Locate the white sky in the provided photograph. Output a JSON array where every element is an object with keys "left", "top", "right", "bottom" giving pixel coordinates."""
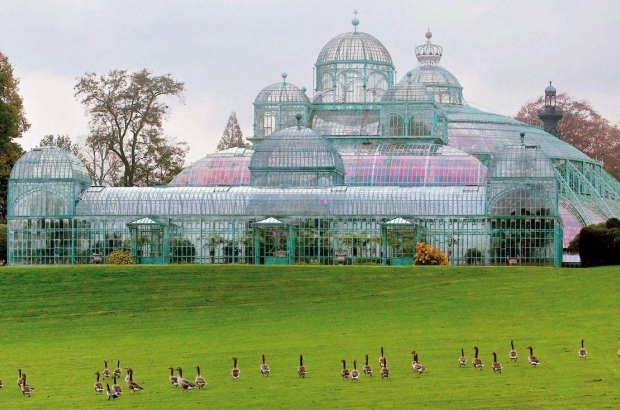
[{"left": 2, "top": 0, "right": 619, "bottom": 163}]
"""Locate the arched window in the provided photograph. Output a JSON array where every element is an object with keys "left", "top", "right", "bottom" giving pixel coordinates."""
[
  {"left": 383, "top": 113, "right": 404, "bottom": 136},
  {"left": 408, "top": 113, "right": 431, "bottom": 136}
]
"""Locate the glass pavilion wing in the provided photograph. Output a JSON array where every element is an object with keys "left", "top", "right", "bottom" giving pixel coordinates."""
[
  {"left": 9, "top": 147, "right": 91, "bottom": 184},
  {"left": 75, "top": 186, "right": 485, "bottom": 218},
  {"left": 168, "top": 148, "right": 253, "bottom": 187}
]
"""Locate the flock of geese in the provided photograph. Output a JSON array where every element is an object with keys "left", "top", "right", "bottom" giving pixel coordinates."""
[{"left": 0, "top": 339, "right": 616, "bottom": 400}]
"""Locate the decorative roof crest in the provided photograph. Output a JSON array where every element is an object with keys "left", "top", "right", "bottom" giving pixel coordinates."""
[{"left": 415, "top": 29, "right": 443, "bottom": 66}]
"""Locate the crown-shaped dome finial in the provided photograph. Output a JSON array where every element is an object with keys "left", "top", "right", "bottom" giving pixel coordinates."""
[{"left": 415, "top": 29, "right": 443, "bottom": 66}]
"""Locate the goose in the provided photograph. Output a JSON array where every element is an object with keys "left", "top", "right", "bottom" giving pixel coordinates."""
[
  {"left": 106, "top": 383, "right": 119, "bottom": 400},
  {"left": 103, "top": 360, "right": 111, "bottom": 378},
  {"left": 168, "top": 366, "right": 179, "bottom": 387},
  {"left": 175, "top": 367, "right": 197, "bottom": 392},
  {"left": 21, "top": 373, "right": 35, "bottom": 396},
  {"left": 113, "top": 360, "right": 122, "bottom": 378},
  {"left": 473, "top": 347, "right": 483, "bottom": 370},
  {"left": 340, "top": 359, "right": 351, "bottom": 379},
  {"left": 491, "top": 352, "right": 502, "bottom": 373},
  {"left": 17, "top": 368, "right": 23, "bottom": 388},
  {"left": 124, "top": 367, "right": 131, "bottom": 386},
  {"left": 411, "top": 351, "right": 425, "bottom": 374},
  {"left": 618, "top": 338, "right": 620, "bottom": 359},
  {"left": 94, "top": 371, "right": 104, "bottom": 393},
  {"left": 363, "top": 354, "right": 373, "bottom": 376},
  {"left": 509, "top": 340, "right": 518, "bottom": 362},
  {"left": 298, "top": 355, "right": 307, "bottom": 378},
  {"left": 579, "top": 339, "right": 587, "bottom": 359},
  {"left": 380, "top": 358, "right": 390, "bottom": 379},
  {"left": 379, "top": 346, "right": 386, "bottom": 368},
  {"left": 351, "top": 360, "right": 360, "bottom": 381},
  {"left": 0, "top": 375, "right": 3, "bottom": 388},
  {"left": 231, "top": 357, "right": 240, "bottom": 380},
  {"left": 128, "top": 369, "right": 144, "bottom": 393},
  {"left": 195, "top": 365, "right": 207, "bottom": 389},
  {"left": 260, "top": 354, "right": 270, "bottom": 377},
  {"left": 459, "top": 348, "right": 467, "bottom": 367},
  {"left": 526, "top": 345, "right": 540, "bottom": 366},
  {"left": 112, "top": 376, "right": 122, "bottom": 395}
]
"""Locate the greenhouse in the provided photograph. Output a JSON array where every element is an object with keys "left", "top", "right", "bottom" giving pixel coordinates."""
[{"left": 6, "top": 19, "right": 620, "bottom": 266}]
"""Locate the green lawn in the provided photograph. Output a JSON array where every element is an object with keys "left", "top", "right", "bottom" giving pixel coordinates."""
[{"left": 0, "top": 264, "right": 619, "bottom": 409}]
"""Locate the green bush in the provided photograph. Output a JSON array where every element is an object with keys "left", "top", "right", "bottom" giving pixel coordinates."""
[
  {"left": 106, "top": 250, "right": 134, "bottom": 265},
  {"left": 579, "top": 219, "right": 620, "bottom": 267},
  {"left": 606, "top": 218, "right": 620, "bottom": 230},
  {"left": 567, "top": 233, "right": 580, "bottom": 253},
  {"left": 170, "top": 238, "right": 196, "bottom": 264},
  {"left": 465, "top": 248, "right": 483, "bottom": 265},
  {"left": 0, "top": 224, "right": 7, "bottom": 263},
  {"left": 414, "top": 242, "right": 449, "bottom": 266}
]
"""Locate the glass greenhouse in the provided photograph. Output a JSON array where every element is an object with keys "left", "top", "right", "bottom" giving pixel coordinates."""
[{"left": 7, "top": 19, "right": 620, "bottom": 266}]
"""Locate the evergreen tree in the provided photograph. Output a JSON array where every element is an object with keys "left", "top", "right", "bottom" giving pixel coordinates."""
[{"left": 217, "top": 111, "right": 245, "bottom": 151}]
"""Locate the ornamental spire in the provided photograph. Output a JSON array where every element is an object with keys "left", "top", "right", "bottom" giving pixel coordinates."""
[
  {"left": 415, "top": 30, "right": 443, "bottom": 66},
  {"left": 352, "top": 10, "right": 359, "bottom": 33}
]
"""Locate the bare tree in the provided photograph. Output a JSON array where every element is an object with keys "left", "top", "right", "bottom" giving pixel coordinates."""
[{"left": 74, "top": 69, "right": 186, "bottom": 186}]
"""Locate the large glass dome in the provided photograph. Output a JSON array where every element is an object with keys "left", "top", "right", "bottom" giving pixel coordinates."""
[
  {"left": 249, "top": 125, "right": 345, "bottom": 187},
  {"left": 314, "top": 20, "right": 395, "bottom": 104},
  {"left": 316, "top": 31, "right": 393, "bottom": 65}
]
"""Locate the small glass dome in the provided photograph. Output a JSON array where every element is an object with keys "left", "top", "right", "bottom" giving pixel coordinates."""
[
  {"left": 10, "top": 146, "right": 91, "bottom": 184},
  {"left": 249, "top": 126, "right": 345, "bottom": 188},
  {"left": 254, "top": 76, "right": 311, "bottom": 138},
  {"left": 254, "top": 81, "right": 310, "bottom": 104},
  {"left": 400, "top": 66, "right": 463, "bottom": 104},
  {"left": 382, "top": 79, "right": 433, "bottom": 102},
  {"left": 316, "top": 31, "right": 393, "bottom": 65}
]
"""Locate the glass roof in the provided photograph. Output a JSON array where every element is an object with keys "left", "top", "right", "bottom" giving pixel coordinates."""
[
  {"left": 311, "top": 110, "right": 380, "bottom": 136},
  {"left": 76, "top": 185, "right": 486, "bottom": 218},
  {"left": 9, "top": 146, "right": 91, "bottom": 184},
  {"left": 338, "top": 143, "right": 486, "bottom": 187},
  {"left": 487, "top": 145, "right": 556, "bottom": 179},
  {"left": 254, "top": 81, "right": 310, "bottom": 104},
  {"left": 442, "top": 105, "right": 592, "bottom": 161},
  {"left": 168, "top": 147, "right": 253, "bottom": 187},
  {"left": 316, "top": 32, "right": 393, "bottom": 66}
]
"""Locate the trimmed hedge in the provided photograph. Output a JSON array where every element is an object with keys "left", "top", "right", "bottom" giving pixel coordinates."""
[
  {"left": 106, "top": 250, "right": 134, "bottom": 265},
  {"left": 579, "top": 219, "right": 620, "bottom": 267},
  {"left": 0, "top": 224, "right": 6, "bottom": 263}
]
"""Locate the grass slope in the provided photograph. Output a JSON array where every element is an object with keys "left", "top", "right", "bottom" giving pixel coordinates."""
[{"left": 0, "top": 265, "right": 619, "bottom": 409}]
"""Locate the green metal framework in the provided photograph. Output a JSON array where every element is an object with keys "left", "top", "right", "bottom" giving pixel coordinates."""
[{"left": 6, "top": 21, "right": 619, "bottom": 267}]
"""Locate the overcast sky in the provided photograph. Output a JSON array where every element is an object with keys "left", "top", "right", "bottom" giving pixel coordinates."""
[{"left": 2, "top": 0, "right": 619, "bottom": 163}]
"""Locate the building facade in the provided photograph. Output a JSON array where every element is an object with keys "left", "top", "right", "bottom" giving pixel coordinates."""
[{"left": 7, "top": 21, "right": 620, "bottom": 266}]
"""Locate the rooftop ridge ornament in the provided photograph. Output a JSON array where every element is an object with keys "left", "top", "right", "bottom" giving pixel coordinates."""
[
  {"left": 296, "top": 112, "right": 302, "bottom": 130},
  {"left": 415, "top": 29, "right": 443, "bottom": 66},
  {"left": 282, "top": 72, "right": 287, "bottom": 83},
  {"left": 352, "top": 10, "right": 359, "bottom": 33}
]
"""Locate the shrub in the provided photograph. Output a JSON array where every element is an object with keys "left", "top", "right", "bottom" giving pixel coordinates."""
[
  {"left": 465, "top": 248, "right": 483, "bottom": 265},
  {"left": 579, "top": 222, "right": 620, "bottom": 267},
  {"left": 0, "top": 224, "right": 7, "bottom": 263},
  {"left": 414, "top": 242, "right": 449, "bottom": 266},
  {"left": 606, "top": 217, "right": 620, "bottom": 230},
  {"left": 170, "top": 238, "right": 196, "bottom": 264},
  {"left": 106, "top": 250, "right": 134, "bottom": 265},
  {"left": 567, "top": 233, "right": 579, "bottom": 253}
]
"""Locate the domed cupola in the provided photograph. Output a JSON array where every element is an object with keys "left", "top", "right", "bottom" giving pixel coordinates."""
[
  {"left": 400, "top": 31, "right": 464, "bottom": 105},
  {"left": 249, "top": 115, "right": 345, "bottom": 188},
  {"left": 379, "top": 72, "right": 447, "bottom": 140},
  {"left": 253, "top": 73, "right": 310, "bottom": 139},
  {"left": 314, "top": 14, "right": 395, "bottom": 103},
  {"left": 8, "top": 145, "right": 91, "bottom": 217}
]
